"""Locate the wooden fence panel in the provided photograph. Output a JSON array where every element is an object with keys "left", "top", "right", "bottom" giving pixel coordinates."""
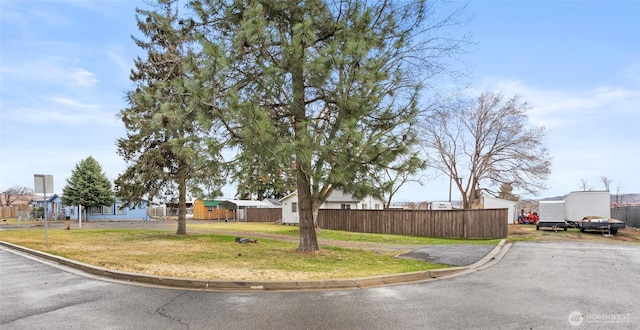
[
  {"left": 317, "top": 208, "right": 507, "bottom": 239},
  {"left": 192, "top": 207, "right": 234, "bottom": 221},
  {"left": 0, "top": 205, "right": 32, "bottom": 218},
  {"left": 246, "top": 208, "right": 282, "bottom": 223}
]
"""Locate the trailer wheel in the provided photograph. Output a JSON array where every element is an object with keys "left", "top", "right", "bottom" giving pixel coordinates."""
[
  {"left": 610, "top": 229, "right": 618, "bottom": 235},
  {"left": 579, "top": 227, "right": 585, "bottom": 232},
  {"left": 563, "top": 227, "right": 567, "bottom": 231},
  {"left": 536, "top": 225, "right": 539, "bottom": 231}
]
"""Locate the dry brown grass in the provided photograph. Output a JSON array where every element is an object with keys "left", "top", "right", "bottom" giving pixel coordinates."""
[
  {"left": 507, "top": 224, "right": 640, "bottom": 244},
  {"left": 0, "top": 228, "right": 445, "bottom": 281}
]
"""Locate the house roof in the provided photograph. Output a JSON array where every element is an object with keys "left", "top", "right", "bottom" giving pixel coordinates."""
[
  {"left": 203, "top": 200, "right": 221, "bottom": 207},
  {"left": 262, "top": 198, "right": 282, "bottom": 207},
  {"left": 219, "top": 200, "right": 271, "bottom": 209},
  {"left": 278, "top": 190, "right": 362, "bottom": 203},
  {"left": 482, "top": 193, "right": 517, "bottom": 205},
  {"left": 279, "top": 192, "right": 297, "bottom": 202},
  {"left": 2, "top": 194, "right": 41, "bottom": 205},
  {"left": 326, "top": 190, "right": 360, "bottom": 203}
]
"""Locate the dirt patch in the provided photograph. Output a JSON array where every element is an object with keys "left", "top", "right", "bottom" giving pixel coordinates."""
[{"left": 507, "top": 224, "right": 640, "bottom": 244}]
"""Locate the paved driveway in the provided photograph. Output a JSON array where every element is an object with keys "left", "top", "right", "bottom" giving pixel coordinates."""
[{"left": 1, "top": 241, "right": 638, "bottom": 329}]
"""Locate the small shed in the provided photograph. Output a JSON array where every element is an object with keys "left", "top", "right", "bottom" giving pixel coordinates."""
[
  {"left": 483, "top": 194, "right": 517, "bottom": 224},
  {"left": 279, "top": 192, "right": 300, "bottom": 225},
  {"left": 192, "top": 199, "right": 233, "bottom": 220}
]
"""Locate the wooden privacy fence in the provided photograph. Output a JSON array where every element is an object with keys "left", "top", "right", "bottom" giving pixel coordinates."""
[
  {"left": 192, "top": 207, "right": 234, "bottom": 221},
  {"left": 317, "top": 209, "right": 508, "bottom": 239},
  {"left": 1, "top": 205, "right": 32, "bottom": 218},
  {"left": 246, "top": 207, "right": 507, "bottom": 238},
  {"left": 246, "top": 208, "right": 282, "bottom": 222}
]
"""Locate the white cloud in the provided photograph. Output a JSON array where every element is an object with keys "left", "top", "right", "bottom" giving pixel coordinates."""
[
  {"left": 0, "top": 145, "right": 126, "bottom": 194},
  {"left": 0, "top": 56, "right": 99, "bottom": 87},
  {"left": 3, "top": 96, "right": 119, "bottom": 126},
  {"left": 474, "top": 77, "right": 640, "bottom": 130}
]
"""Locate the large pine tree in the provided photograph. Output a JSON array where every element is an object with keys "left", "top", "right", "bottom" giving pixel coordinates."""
[
  {"left": 62, "top": 156, "right": 115, "bottom": 219},
  {"left": 189, "top": 0, "right": 468, "bottom": 250},
  {"left": 116, "top": 0, "right": 224, "bottom": 235}
]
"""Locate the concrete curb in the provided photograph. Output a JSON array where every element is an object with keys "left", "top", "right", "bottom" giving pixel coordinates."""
[{"left": 0, "top": 239, "right": 510, "bottom": 292}]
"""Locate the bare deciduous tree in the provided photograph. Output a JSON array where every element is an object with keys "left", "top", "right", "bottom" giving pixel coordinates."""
[
  {"left": 420, "top": 92, "right": 551, "bottom": 209},
  {"left": 614, "top": 183, "right": 624, "bottom": 205},
  {"left": 600, "top": 176, "right": 613, "bottom": 191},
  {"left": 578, "top": 178, "right": 593, "bottom": 191},
  {"left": 1, "top": 186, "right": 34, "bottom": 206}
]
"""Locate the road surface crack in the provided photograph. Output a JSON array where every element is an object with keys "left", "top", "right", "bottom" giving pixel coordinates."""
[{"left": 155, "top": 291, "right": 190, "bottom": 329}]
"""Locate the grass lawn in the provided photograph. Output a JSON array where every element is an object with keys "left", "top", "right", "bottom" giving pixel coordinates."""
[
  {"left": 7, "top": 221, "right": 636, "bottom": 282},
  {"left": 0, "top": 221, "right": 489, "bottom": 281},
  {"left": 189, "top": 222, "right": 502, "bottom": 245}
]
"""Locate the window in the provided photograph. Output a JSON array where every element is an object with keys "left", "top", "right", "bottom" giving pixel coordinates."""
[
  {"left": 69, "top": 208, "right": 75, "bottom": 215},
  {"left": 207, "top": 206, "right": 213, "bottom": 212},
  {"left": 341, "top": 204, "right": 351, "bottom": 210},
  {"left": 89, "top": 206, "right": 102, "bottom": 215},
  {"left": 115, "top": 202, "right": 125, "bottom": 215},
  {"left": 361, "top": 203, "right": 368, "bottom": 210},
  {"left": 103, "top": 205, "right": 115, "bottom": 215},
  {"left": 291, "top": 202, "right": 298, "bottom": 213},
  {"left": 374, "top": 204, "right": 381, "bottom": 210}
]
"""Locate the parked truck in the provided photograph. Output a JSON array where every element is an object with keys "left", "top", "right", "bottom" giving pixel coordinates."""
[{"left": 537, "top": 199, "right": 568, "bottom": 231}]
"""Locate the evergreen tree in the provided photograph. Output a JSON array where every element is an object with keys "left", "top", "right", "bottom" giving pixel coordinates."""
[
  {"left": 498, "top": 183, "right": 520, "bottom": 201},
  {"left": 116, "top": 0, "right": 225, "bottom": 235},
  {"left": 190, "top": 0, "right": 468, "bottom": 250},
  {"left": 233, "top": 148, "right": 296, "bottom": 200},
  {"left": 62, "top": 157, "right": 115, "bottom": 217}
]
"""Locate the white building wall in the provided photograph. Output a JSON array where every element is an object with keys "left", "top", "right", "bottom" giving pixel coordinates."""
[
  {"left": 280, "top": 193, "right": 300, "bottom": 225},
  {"left": 280, "top": 191, "right": 384, "bottom": 224},
  {"left": 483, "top": 195, "right": 517, "bottom": 224}
]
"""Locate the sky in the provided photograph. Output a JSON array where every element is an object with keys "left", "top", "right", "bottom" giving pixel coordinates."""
[{"left": 1, "top": 0, "right": 638, "bottom": 203}]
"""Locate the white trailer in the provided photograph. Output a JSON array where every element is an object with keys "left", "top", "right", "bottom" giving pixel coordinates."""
[
  {"left": 537, "top": 200, "right": 568, "bottom": 230},
  {"left": 564, "top": 191, "right": 611, "bottom": 226}
]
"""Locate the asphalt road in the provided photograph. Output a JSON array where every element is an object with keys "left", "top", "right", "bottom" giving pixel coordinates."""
[
  {"left": 1, "top": 241, "right": 639, "bottom": 329},
  {"left": 397, "top": 244, "right": 496, "bottom": 266}
]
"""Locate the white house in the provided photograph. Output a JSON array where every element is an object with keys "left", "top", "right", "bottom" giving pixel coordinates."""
[
  {"left": 279, "top": 190, "right": 385, "bottom": 225},
  {"left": 483, "top": 193, "right": 517, "bottom": 224}
]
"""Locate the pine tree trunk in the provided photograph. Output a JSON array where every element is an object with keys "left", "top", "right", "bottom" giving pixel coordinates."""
[
  {"left": 176, "top": 175, "right": 187, "bottom": 235},
  {"left": 312, "top": 205, "right": 320, "bottom": 230},
  {"left": 290, "top": 4, "right": 318, "bottom": 251},
  {"left": 297, "top": 169, "right": 319, "bottom": 251}
]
